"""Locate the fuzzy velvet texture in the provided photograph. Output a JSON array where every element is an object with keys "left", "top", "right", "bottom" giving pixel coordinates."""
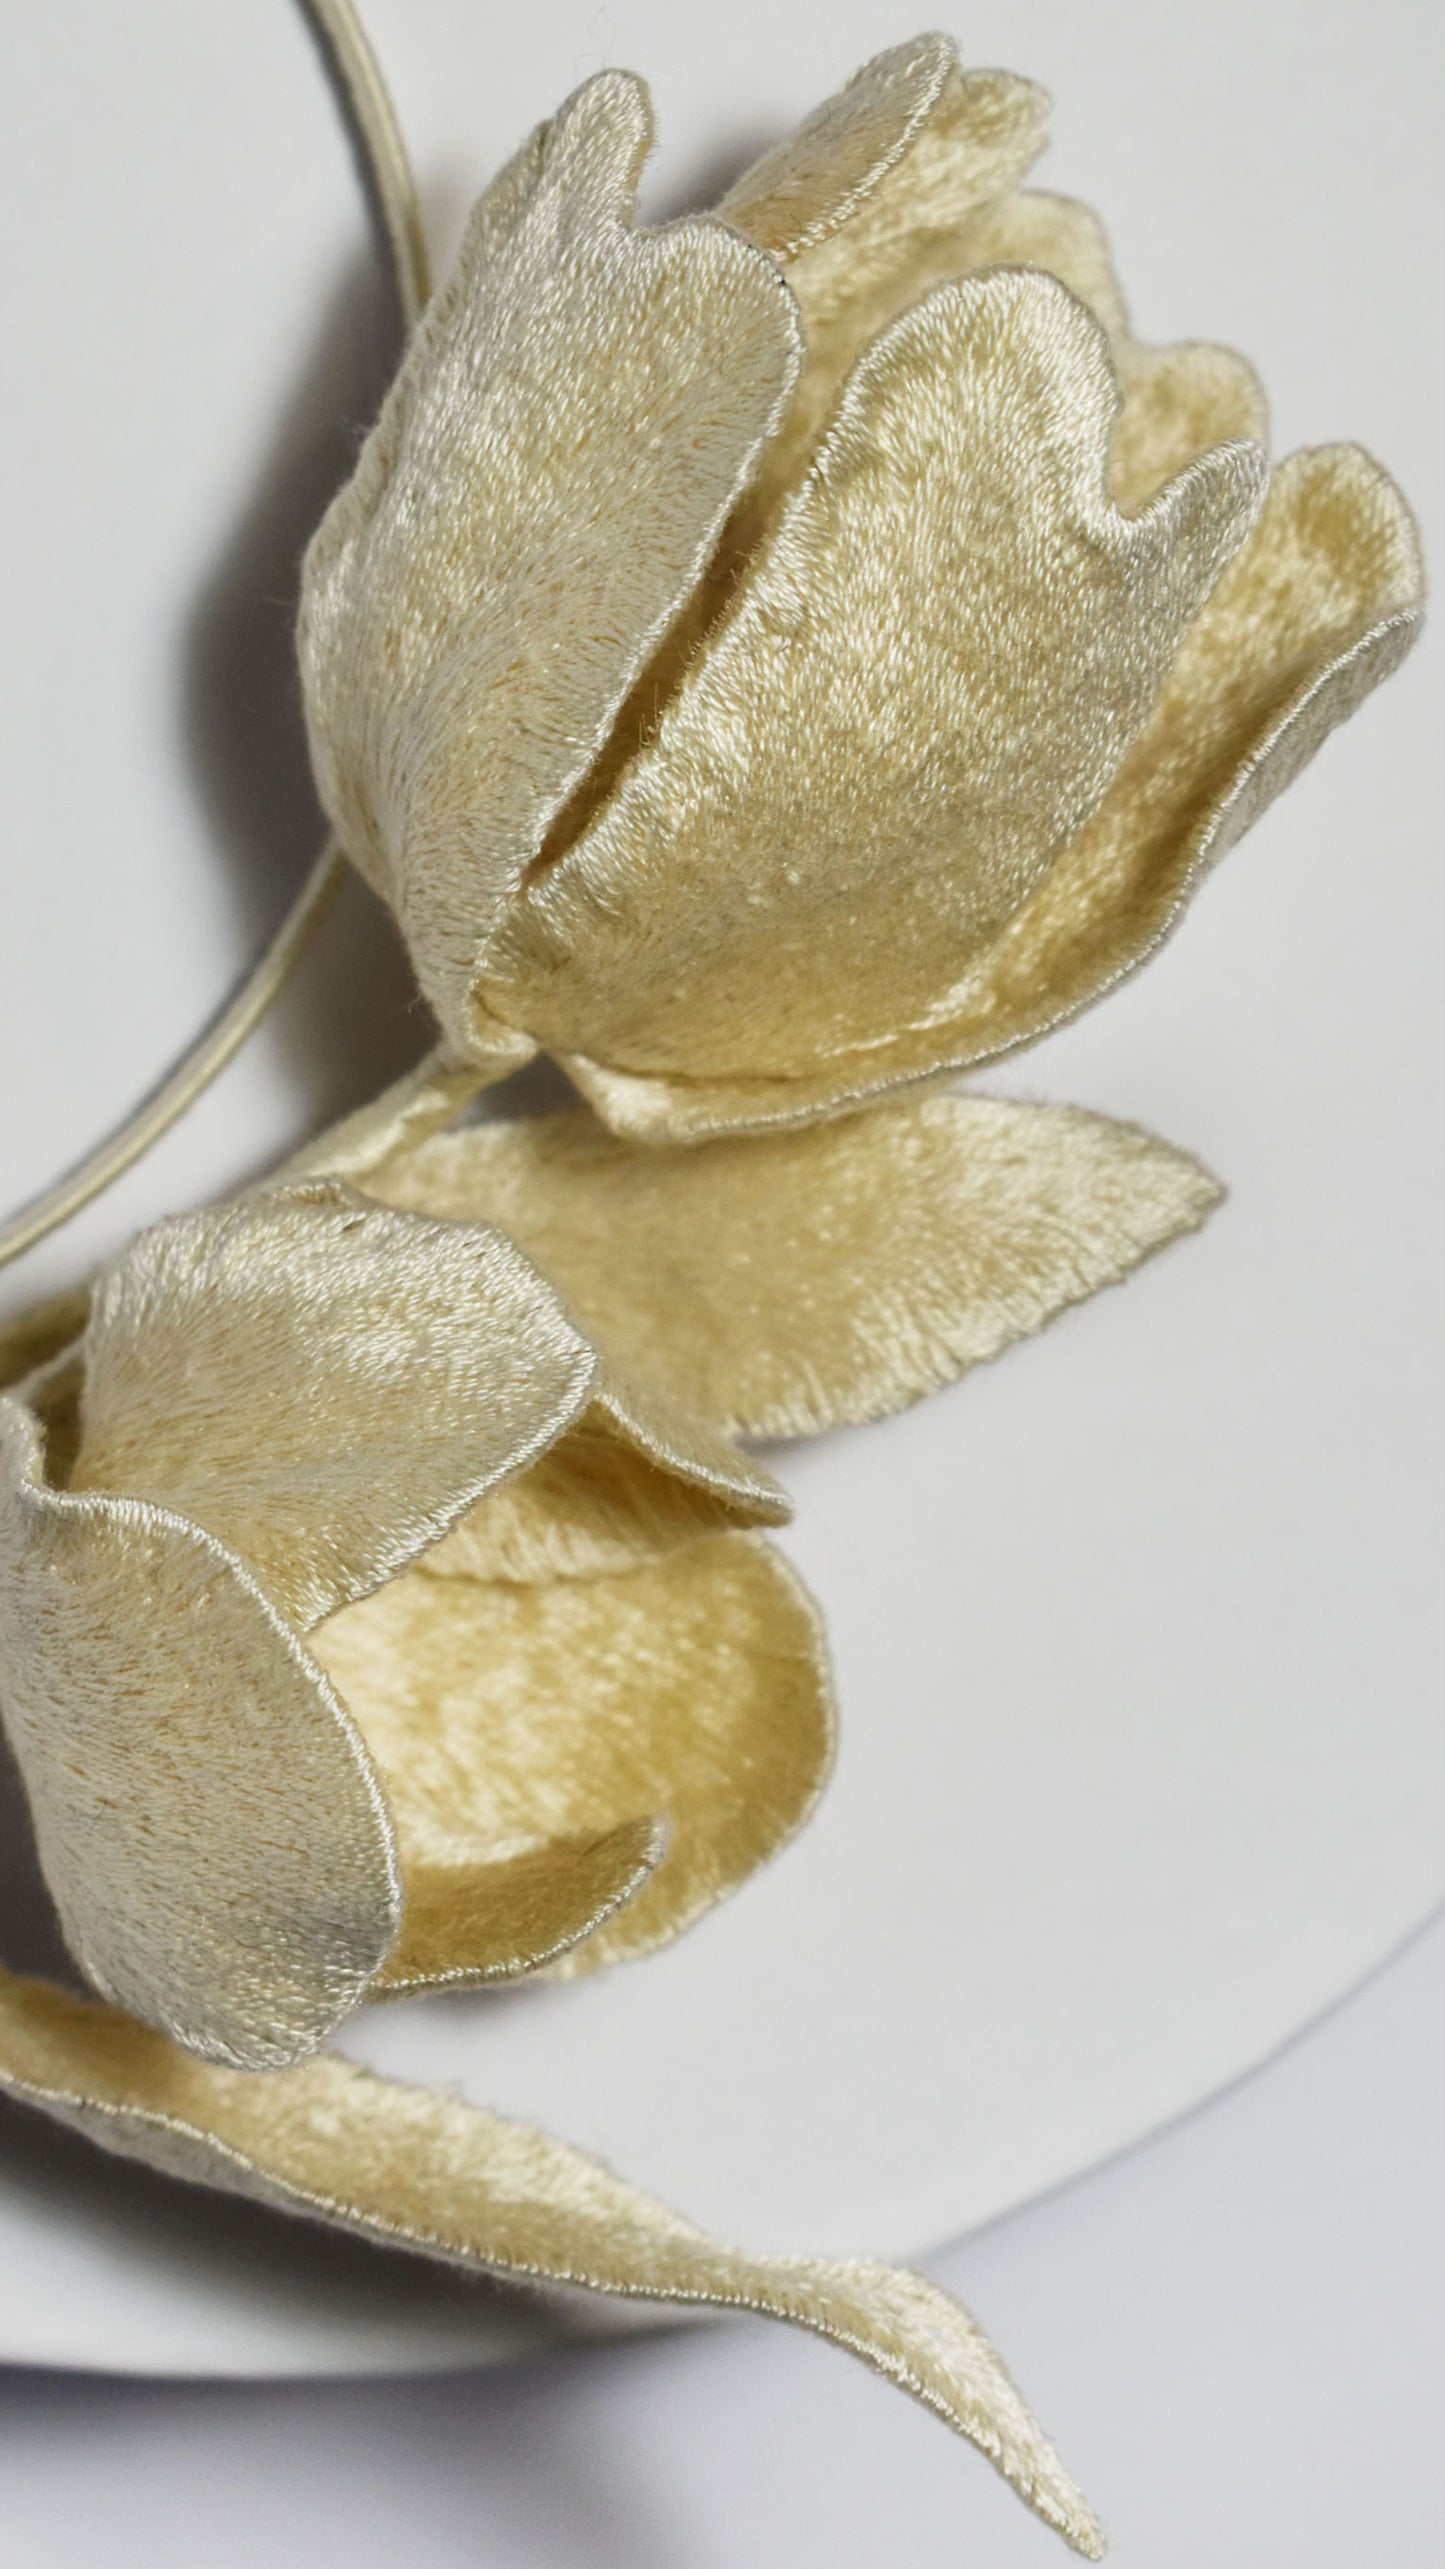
[{"left": 0, "top": 1187, "right": 826, "bottom": 2070}]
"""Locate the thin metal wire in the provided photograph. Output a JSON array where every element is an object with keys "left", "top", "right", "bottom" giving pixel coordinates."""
[
  {"left": 0, "top": 0, "right": 426, "bottom": 1273},
  {"left": 305, "top": 0, "right": 431, "bottom": 329}
]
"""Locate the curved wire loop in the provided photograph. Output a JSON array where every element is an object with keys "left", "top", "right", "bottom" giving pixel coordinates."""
[{"left": 0, "top": 0, "right": 426, "bottom": 1274}]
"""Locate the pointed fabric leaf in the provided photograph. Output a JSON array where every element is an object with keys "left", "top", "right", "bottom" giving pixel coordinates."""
[
  {"left": 313, "top": 1534, "right": 833, "bottom": 1972},
  {"left": 368, "top": 1092, "right": 1221, "bottom": 1440},
  {"left": 0, "top": 1966, "right": 1104, "bottom": 2556},
  {"left": 298, "top": 67, "right": 803, "bottom": 1064},
  {"left": 0, "top": 1401, "right": 400, "bottom": 2069},
  {"left": 493, "top": 269, "right": 1264, "bottom": 1101}
]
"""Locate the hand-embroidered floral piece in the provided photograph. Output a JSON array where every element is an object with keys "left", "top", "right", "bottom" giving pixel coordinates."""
[
  {"left": 0, "top": 1966, "right": 1103, "bottom": 2554},
  {"left": 0, "top": 1186, "right": 827, "bottom": 2070},
  {"left": 363, "top": 1092, "right": 1222, "bottom": 1439},
  {"left": 0, "top": 22, "right": 1422, "bottom": 2551},
  {"left": 297, "top": 31, "right": 1421, "bottom": 1146}
]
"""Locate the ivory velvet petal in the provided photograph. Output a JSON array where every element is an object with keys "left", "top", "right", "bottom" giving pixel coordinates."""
[
  {"left": 315, "top": 1531, "right": 834, "bottom": 1975},
  {"left": 0, "top": 1397, "right": 398, "bottom": 2071},
  {"left": 298, "top": 65, "right": 803, "bottom": 1070},
  {"left": 713, "top": 32, "right": 1044, "bottom": 264},
  {"left": 558, "top": 435, "right": 1421, "bottom": 1142}
]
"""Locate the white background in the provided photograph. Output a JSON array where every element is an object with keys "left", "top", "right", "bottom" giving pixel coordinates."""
[{"left": 0, "top": 0, "right": 1442, "bottom": 2561}]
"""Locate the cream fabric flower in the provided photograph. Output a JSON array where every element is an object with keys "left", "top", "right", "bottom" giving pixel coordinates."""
[
  {"left": 299, "top": 32, "right": 1422, "bottom": 1144},
  {"left": 0, "top": 1186, "right": 827, "bottom": 2070},
  {"left": 0, "top": 1208, "right": 1100, "bottom": 2554}
]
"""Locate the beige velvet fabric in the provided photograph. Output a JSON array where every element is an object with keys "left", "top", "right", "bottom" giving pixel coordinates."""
[
  {"left": 0, "top": 1966, "right": 1102, "bottom": 2554},
  {"left": 367, "top": 1095, "right": 1221, "bottom": 1440},
  {"left": 0, "top": 1188, "right": 826, "bottom": 2069},
  {"left": 296, "top": 32, "right": 1421, "bottom": 1144},
  {"left": 316, "top": 1531, "right": 833, "bottom": 1974}
]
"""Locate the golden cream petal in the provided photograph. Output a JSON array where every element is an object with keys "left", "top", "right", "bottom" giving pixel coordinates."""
[
  {"left": 421, "top": 1390, "right": 790, "bottom": 1587},
  {"left": 716, "top": 32, "right": 961, "bottom": 259},
  {"left": 0, "top": 1285, "right": 89, "bottom": 1396},
  {"left": 495, "top": 269, "right": 1264, "bottom": 1088},
  {"left": 366, "top": 1097, "right": 1220, "bottom": 1439},
  {"left": 504, "top": 54, "right": 1047, "bottom": 864},
  {"left": 0, "top": 1969, "right": 1103, "bottom": 2555},
  {"left": 938, "top": 193, "right": 1266, "bottom": 503},
  {"left": 69, "top": 1186, "right": 598, "bottom": 1632},
  {"left": 558, "top": 442, "right": 1421, "bottom": 1139},
  {"left": 416, "top": 1421, "right": 695, "bottom": 1584},
  {"left": 377, "top": 1817, "right": 668, "bottom": 1992},
  {"left": 720, "top": 36, "right": 1048, "bottom": 272},
  {"left": 777, "top": 60, "right": 1049, "bottom": 319},
  {"left": 316, "top": 100, "right": 556, "bottom": 553},
  {"left": 0, "top": 1402, "right": 399, "bottom": 2069},
  {"left": 877, "top": 441, "right": 1426, "bottom": 1084},
  {"left": 945, "top": 188, "right": 1129, "bottom": 341},
  {"left": 298, "top": 68, "right": 803, "bottom": 1062},
  {"left": 311, "top": 1534, "right": 834, "bottom": 1972},
  {"left": 1111, "top": 341, "right": 1270, "bottom": 509},
  {"left": 718, "top": 56, "right": 1049, "bottom": 537}
]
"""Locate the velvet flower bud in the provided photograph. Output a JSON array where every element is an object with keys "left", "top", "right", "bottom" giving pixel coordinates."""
[
  {"left": 298, "top": 32, "right": 1421, "bottom": 1146},
  {"left": 0, "top": 1187, "right": 829, "bottom": 2070}
]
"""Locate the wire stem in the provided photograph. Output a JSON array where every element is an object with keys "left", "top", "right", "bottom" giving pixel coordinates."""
[{"left": 0, "top": 0, "right": 423, "bottom": 1272}]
